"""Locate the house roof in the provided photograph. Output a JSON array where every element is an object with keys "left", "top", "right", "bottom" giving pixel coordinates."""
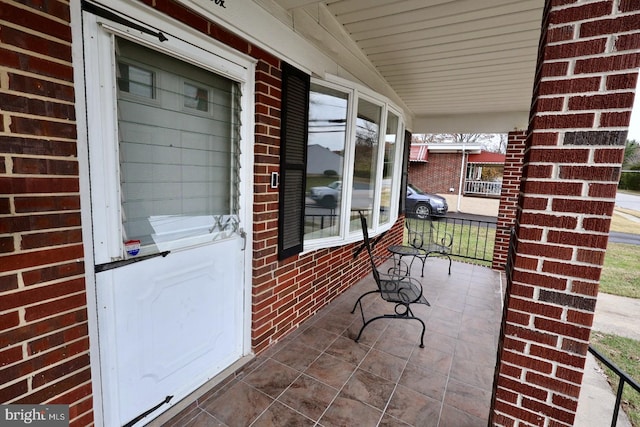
[
  {"left": 409, "top": 145, "right": 429, "bottom": 162},
  {"left": 409, "top": 143, "right": 483, "bottom": 162},
  {"left": 468, "top": 151, "right": 506, "bottom": 164}
]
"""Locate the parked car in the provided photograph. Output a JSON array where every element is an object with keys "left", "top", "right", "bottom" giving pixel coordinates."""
[
  {"left": 309, "top": 180, "right": 341, "bottom": 208},
  {"left": 406, "top": 184, "right": 448, "bottom": 219},
  {"left": 310, "top": 181, "right": 448, "bottom": 219}
]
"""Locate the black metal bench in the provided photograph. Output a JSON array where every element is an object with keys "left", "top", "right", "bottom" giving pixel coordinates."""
[
  {"left": 399, "top": 217, "right": 453, "bottom": 276},
  {"left": 351, "top": 212, "right": 429, "bottom": 348}
]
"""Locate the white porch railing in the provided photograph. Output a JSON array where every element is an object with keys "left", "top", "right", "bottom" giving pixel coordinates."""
[{"left": 464, "top": 180, "right": 502, "bottom": 196}]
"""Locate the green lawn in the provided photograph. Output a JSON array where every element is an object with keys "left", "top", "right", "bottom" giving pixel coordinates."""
[
  {"left": 590, "top": 219, "right": 640, "bottom": 426},
  {"left": 590, "top": 332, "right": 640, "bottom": 427},
  {"left": 445, "top": 222, "right": 495, "bottom": 267},
  {"left": 405, "top": 217, "right": 496, "bottom": 267},
  {"left": 600, "top": 242, "right": 640, "bottom": 299}
]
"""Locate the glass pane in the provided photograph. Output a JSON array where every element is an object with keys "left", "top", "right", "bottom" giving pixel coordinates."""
[
  {"left": 184, "top": 82, "right": 209, "bottom": 112},
  {"left": 117, "top": 63, "right": 154, "bottom": 98},
  {"left": 350, "top": 98, "right": 381, "bottom": 231},
  {"left": 116, "top": 38, "right": 241, "bottom": 256},
  {"left": 305, "top": 84, "right": 348, "bottom": 240},
  {"left": 380, "top": 112, "right": 399, "bottom": 225}
]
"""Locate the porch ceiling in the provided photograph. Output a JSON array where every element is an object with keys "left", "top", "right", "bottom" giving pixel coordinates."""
[{"left": 271, "top": 0, "right": 545, "bottom": 132}]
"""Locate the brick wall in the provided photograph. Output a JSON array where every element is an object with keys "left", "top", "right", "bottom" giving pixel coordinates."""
[
  {"left": 249, "top": 48, "right": 404, "bottom": 353},
  {"left": 408, "top": 152, "right": 463, "bottom": 194},
  {"left": 491, "top": 0, "right": 640, "bottom": 425},
  {"left": 252, "top": 220, "right": 404, "bottom": 353},
  {"left": 492, "top": 131, "right": 527, "bottom": 270},
  {"left": 0, "top": 0, "right": 407, "bottom": 424},
  {"left": 0, "top": 1, "right": 93, "bottom": 425}
]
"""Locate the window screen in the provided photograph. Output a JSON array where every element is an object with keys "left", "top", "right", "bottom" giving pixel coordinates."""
[{"left": 116, "top": 37, "right": 242, "bottom": 255}]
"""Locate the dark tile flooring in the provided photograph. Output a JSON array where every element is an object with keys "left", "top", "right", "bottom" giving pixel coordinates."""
[{"left": 163, "top": 258, "right": 503, "bottom": 427}]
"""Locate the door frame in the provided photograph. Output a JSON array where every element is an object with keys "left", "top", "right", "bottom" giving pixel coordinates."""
[{"left": 71, "top": 2, "right": 256, "bottom": 424}]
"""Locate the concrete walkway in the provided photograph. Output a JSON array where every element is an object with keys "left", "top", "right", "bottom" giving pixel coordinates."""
[
  {"left": 576, "top": 354, "right": 632, "bottom": 427},
  {"left": 441, "top": 194, "right": 499, "bottom": 217},
  {"left": 593, "top": 293, "right": 640, "bottom": 341},
  {"left": 575, "top": 293, "right": 640, "bottom": 427}
]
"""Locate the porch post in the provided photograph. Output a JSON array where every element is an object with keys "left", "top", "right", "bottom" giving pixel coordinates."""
[
  {"left": 491, "top": 0, "right": 640, "bottom": 425},
  {"left": 492, "top": 131, "right": 527, "bottom": 270}
]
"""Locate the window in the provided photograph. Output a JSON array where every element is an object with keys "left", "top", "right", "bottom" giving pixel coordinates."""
[
  {"left": 116, "top": 37, "right": 242, "bottom": 256},
  {"left": 82, "top": 5, "right": 254, "bottom": 267},
  {"left": 184, "top": 82, "right": 209, "bottom": 112},
  {"left": 301, "top": 78, "right": 405, "bottom": 250},
  {"left": 304, "top": 84, "right": 348, "bottom": 239},
  {"left": 117, "top": 62, "right": 155, "bottom": 99},
  {"left": 351, "top": 98, "right": 381, "bottom": 231},
  {"left": 380, "top": 112, "right": 400, "bottom": 225}
]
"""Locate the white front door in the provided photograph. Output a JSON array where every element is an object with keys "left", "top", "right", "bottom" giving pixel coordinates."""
[{"left": 82, "top": 12, "right": 254, "bottom": 426}]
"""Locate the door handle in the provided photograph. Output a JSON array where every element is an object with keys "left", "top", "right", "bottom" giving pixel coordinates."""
[
  {"left": 239, "top": 228, "right": 247, "bottom": 251},
  {"left": 95, "top": 251, "right": 170, "bottom": 273}
]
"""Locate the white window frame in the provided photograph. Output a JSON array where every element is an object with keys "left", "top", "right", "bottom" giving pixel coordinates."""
[
  {"left": 303, "top": 76, "right": 406, "bottom": 253},
  {"left": 382, "top": 106, "right": 405, "bottom": 226}
]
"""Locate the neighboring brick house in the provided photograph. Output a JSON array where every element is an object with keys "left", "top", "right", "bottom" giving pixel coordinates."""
[
  {"left": 409, "top": 144, "right": 506, "bottom": 198},
  {"left": 466, "top": 151, "right": 507, "bottom": 197},
  {"left": 1, "top": 1, "right": 639, "bottom": 426},
  {"left": 409, "top": 143, "right": 482, "bottom": 195}
]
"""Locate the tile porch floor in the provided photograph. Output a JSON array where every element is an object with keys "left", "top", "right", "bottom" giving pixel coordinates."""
[{"left": 163, "top": 258, "right": 504, "bottom": 427}]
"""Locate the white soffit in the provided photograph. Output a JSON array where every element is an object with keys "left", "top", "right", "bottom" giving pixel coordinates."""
[{"left": 272, "top": 0, "right": 544, "bottom": 132}]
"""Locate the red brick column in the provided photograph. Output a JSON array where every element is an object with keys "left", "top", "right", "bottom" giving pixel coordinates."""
[
  {"left": 493, "top": 131, "right": 527, "bottom": 270},
  {"left": 491, "top": 0, "right": 640, "bottom": 425}
]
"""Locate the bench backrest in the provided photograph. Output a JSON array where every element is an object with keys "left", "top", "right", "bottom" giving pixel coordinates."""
[
  {"left": 359, "top": 212, "right": 382, "bottom": 285},
  {"left": 406, "top": 218, "right": 436, "bottom": 250}
]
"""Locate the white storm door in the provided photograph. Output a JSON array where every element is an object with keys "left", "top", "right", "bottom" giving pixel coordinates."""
[
  {"left": 96, "top": 239, "right": 243, "bottom": 426},
  {"left": 83, "top": 19, "right": 253, "bottom": 427}
]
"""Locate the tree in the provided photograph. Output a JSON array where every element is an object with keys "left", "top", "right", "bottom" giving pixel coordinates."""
[
  {"left": 411, "top": 133, "right": 507, "bottom": 153},
  {"left": 411, "top": 133, "right": 441, "bottom": 144},
  {"left": 619, "top": 140, "right": 640, "bottom": 191},
  {"left": 623, "top": 139, "right": 640, "bottom": 168}
]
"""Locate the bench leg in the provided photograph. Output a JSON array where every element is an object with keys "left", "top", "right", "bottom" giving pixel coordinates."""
[
  {"left": 415, "top": 316, "right": 426, "bottom": 348},
  {"left": 419, "top": 256, "right": 427, "bottom": 277},
  {"left": 350, "top": 290, "right": 379, "bottom": 313},
  {"left": 424, "top": 253, "right": 452, "bottom": 275},
  {"left": 354, "top": 313, "right": 426, "bottom": 348}
]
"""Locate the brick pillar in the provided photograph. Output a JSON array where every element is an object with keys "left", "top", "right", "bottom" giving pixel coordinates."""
[
  {"left": 491, "top": 0, "right": 640, "bottom": 425},
  {"left": 493, "top": 131, "right": 527, "bottom": 270}
]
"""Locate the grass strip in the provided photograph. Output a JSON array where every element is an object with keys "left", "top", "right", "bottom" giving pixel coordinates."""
[
  {"left": 600, "top": 242, "right": 640, "bottom": 299},
  {"left": 590, "top": 331, "right": 640, "bottom": 427}
]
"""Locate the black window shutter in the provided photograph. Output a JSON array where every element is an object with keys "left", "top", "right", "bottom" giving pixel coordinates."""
[
  {"left": 399, "top": 130, "right": 411, "bottom": 215},
  {"left": 278, "top": 62, "right": 310, "bottom": 260}
]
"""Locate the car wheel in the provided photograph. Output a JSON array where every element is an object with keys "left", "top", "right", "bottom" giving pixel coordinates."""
[
  {"left": 321, "top": 195, "right": 337, "bottom": 209},
  {"left": 414, "top": 203, "right": 432, "bottom": 219}
]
